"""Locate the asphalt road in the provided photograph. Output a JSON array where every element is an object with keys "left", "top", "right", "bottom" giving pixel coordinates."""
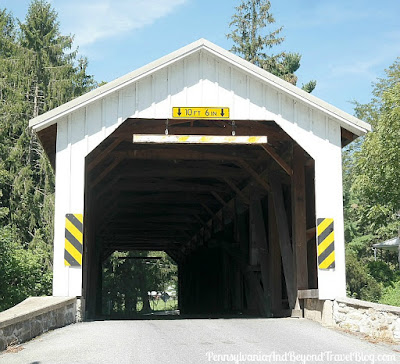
[{"left": 1, "top": 318, "right": 399, "bottom": 364}]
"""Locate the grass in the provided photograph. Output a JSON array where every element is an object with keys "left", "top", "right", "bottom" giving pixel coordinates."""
[{"left": 135, "top": 298, "right": 178, "bottom": 312}]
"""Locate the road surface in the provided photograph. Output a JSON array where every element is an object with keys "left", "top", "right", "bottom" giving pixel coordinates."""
[{"left": 1, "top": 317, "right": 399, "bottom": 364}]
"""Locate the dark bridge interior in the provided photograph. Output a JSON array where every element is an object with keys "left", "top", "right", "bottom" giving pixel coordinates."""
[{"left": 82, "top": 118, "right": 319, "bottom": 319}]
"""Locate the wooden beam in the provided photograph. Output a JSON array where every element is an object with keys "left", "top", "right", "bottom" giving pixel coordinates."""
[
  {"left": 91, "top": 157, "right": 123, "bottom": 187},
  {"left": 261, "top": 144, "right": 292, "bottom": 176},
  {"left": 268, "top": 195, "right": 282, "bottom": 314},
  {"left": 249, "top": 193, "right": 271, "bottom": 316},
  {"left": 114, "top": 206, "right": 204, "bottom": 215},
  {"left": 237, "top": 159, "right": 270, "bottom": 191},
  {"left": 114, "top": 125, "right": 288, "bottom": 140},
  {"left": 95, "top": 175, "right": 120, "bottom": 199},
  {"left": 98, "top": 192, "right": 217, "bottom": 205},
  {"left": 341, "top": 128, "right": 357, "bottom": 143},
  {"left": 222, "top": 178, "right": 250, "bottom": 205},
  {"left": 113, "top": 149, "right": 250, "bottom": 161},
  {"left": 87, "top": 138, "right": 122, "bottom": 172},
  {"left": 201, "top": 202, "right": 217, "bottom": 219},
  {"left": 110, "top": 180, "right": 228, "bottom": 193},
  {"left": 132, "top": 134, "right": 268, "bottom": 144},
  {"left": 109, "top": 164, "right": 245, "bottom": 179},
  {"left": 104, "top": 223, "right": 197, "bottom": 231},
  {"left": 306, "top": 227, "right": 316, "bottom": 241},
  {"left": 298, "top": 289, "right": 319, "bottom": 299},
  {"left": 204, "top": 204, "right": 224, "bottom": 228},
  {"left": 193, "top": 214, "right": 207, "bottom": 226},
  {"left": 106, "top": 216, "right": 199, "bottom": 224},
  {"left": 270, "top": 175, "right": 296, "bottom": 309},
  {"left": 246, "top": 272, "right": 270, "bottom": 317},
  {"left": 211, "top": 191, "right": 230, "bottom": 208},
  {"left": 108, "top": 232, "right": 188, "bottom": 238},
  {"left": 292, "top": 144, "right": 308, "bottom": 290}
]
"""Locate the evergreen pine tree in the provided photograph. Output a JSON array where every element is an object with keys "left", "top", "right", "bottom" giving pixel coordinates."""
[
  {"left": 227, "top": 0, "right": 316, "bottom": 92},
  {"left": 0, "top": 1, "right": 96, "bottom": 311}
]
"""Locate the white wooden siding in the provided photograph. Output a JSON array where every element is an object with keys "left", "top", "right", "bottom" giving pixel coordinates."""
[{"left": 54, "top": 49, "right": 346, "bottom": 299}]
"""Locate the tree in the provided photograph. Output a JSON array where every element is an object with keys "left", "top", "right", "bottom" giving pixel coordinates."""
[
  {"left": 0, "top": 226, "right": 52, "bottom": 311},
  {"left": 227, "top": 0, "right": 316, "bottom": 92},
  {"left": 102, "top": 251, "right": 178, "bottom": 316},
  {"left": 342, "top": 58, "right": 400, "bottom": 303},
  {"left": 0, "top": 0, "right": 96, "bottom": 311},
  {"left": 349, "top": 59, "right": 400, "bottom": 240}
]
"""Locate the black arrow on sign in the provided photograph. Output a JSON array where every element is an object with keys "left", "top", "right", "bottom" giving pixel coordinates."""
[
  {"left": 221, "top": 108, "right": 225, "bottom": 117},
  {"left": 177, "top": 108, "right": 181, "bottom": 116}
]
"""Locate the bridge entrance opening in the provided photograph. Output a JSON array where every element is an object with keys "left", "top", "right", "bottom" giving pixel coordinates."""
[
  {"left": 101, "top": 251, "right": 178, "bottom": 318},
  {"left": 82, "top": 118, "right": 317, "bottom": 319}
]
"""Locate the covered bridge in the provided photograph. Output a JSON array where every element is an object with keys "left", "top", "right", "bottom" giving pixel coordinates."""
[{"left": 29, "top": 39, "right": 371, "bottom": 319}]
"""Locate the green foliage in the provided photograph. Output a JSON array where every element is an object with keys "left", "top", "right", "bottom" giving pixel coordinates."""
[
  {"left": 343, "top": 58, "right": 400, "bottom": 304},
  {"left": 345, "top": 250, "right": 382, "bottom": 302},
  {"left": 102, "top": 251, "right": 178, "bottom": 316},
  {"left": 0, "top": 226, "right": 52, "bottom": 311},
  {"left": 227, "top": 0, "right": 316, "bottom": 92},
  {"left": 0, "top": 0, "right": 96, "bottom": 311},
  {"left": 380, "top": 280, "right": 400, "bottom": 307},
  {"left": 367, "top": 260, "right": 399, "bottom": 288}
]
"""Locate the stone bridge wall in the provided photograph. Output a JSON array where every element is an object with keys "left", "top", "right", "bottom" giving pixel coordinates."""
[
  {"left": 0, "top": 297, "right": 80, "bottom": 351},
  {"left": 304, "top": 296, "right": 400, "bottom": 342}
]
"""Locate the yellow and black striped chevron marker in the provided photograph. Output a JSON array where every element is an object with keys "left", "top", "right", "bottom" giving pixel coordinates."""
[
  {"left": 317, "top": 218, "right": 335, "bottom": 269},
  {"left": 64, "top": 214, "right": 83, "bottom": 267}
]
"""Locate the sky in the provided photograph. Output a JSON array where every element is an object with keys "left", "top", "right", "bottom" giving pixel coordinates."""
[{"left": 2, "top": 0, "right": 400, "bottom": 115}]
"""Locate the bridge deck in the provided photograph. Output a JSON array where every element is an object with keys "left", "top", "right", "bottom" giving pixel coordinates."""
[{"left": 1, "top": 318, "right": 398, "bottom": 363}]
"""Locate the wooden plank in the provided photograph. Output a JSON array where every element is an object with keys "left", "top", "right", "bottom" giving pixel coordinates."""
[
  {"left": 306, "top": 227, "right": 316, "bottom": 241},
  {"left": 211, "top": 191, "right": 229, "bottom": 208},
  {"left": 234, "top": 200, "right": 246, "bottom": 311},
  {"left": 341, "top": 128, "right": 356, "bottom": 144},
  {"left": 194, "top": 214, "right": 207, "bottom": 225},
  {"left": 270, "top": 175, "right": 296, "bottom": 309},
  {"left": 132, "top": 134, "right": 268, "bottom": 144},
  {"left": 237, "top": 159, "right": 271, "bottom": 192},
  {"left": 298, "top": 289, "right": 319, "bottom": 299},
  {"left": 87, "top": 138, "right": 122, "bottom": 172},
  {"left": 91, "top": 157, "right": 123, "bottom": 187},
  {"left": 201, "top": 203, "right": 223, "bottom": 226},
  {"left": 223, "top": 238, "right": 260, "bottom": 314},
  {"left": 113, "top": 149, "right": 244, "bottom": 161},
  {"left": 110, "top": 180, "right": 228, "bottom": 193},
  {"left": 261, "top": 144, "right": 293, "bottom": 176},
  {"left": 246, "top": 272, "right": 269, "bottom": 316},
  {"left": 292, "top": 144, "right": 308, "bottom": 290},
  {"left": 113, "top": 124, "right": 289, "bottom": 141},
  {"left": 268, "top": 195, "right": 282, "bottom": 314},
  {"left": 249, "top": 193, "right": 271, "bottom": 316},
  {"left": 223, "top": 178, "right": 250, "bottom": 205},
  {"left": 249, "top": 196, "right": 260, "bottom": 266},
  {"left": 105, "top": 223, "right": 197, "bottom": 231},
  {"left": 98, "top": 192, "right": 217, "bottom": 205},
  {"left": 115, "top": 205, "right": 204, "bottom": 215},
  {"left": 222, "top": 250, "right": 230, "bottom": 311},
  {"left": 111, "top": 165, "right": 245, "bottom": 179}
]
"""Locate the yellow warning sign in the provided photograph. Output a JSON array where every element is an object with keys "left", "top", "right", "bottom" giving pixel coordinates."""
[
  {"left": 172, "top": 107, "right": 230, "bottom": 119},
  {"left": 64, "top": 213, "right": 83, "bottom": 267},
  {"left": 317, "top": 218, "right": 335, "bottom": 270}
]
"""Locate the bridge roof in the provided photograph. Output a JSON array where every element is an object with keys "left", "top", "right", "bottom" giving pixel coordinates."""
[{"left": 29, "top": 38, "right": 371, "bottom": 136}]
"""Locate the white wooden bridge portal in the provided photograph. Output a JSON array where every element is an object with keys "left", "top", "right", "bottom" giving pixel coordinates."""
[{"left": 29, "top": 39, "right": 371, "bottom": 319}]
